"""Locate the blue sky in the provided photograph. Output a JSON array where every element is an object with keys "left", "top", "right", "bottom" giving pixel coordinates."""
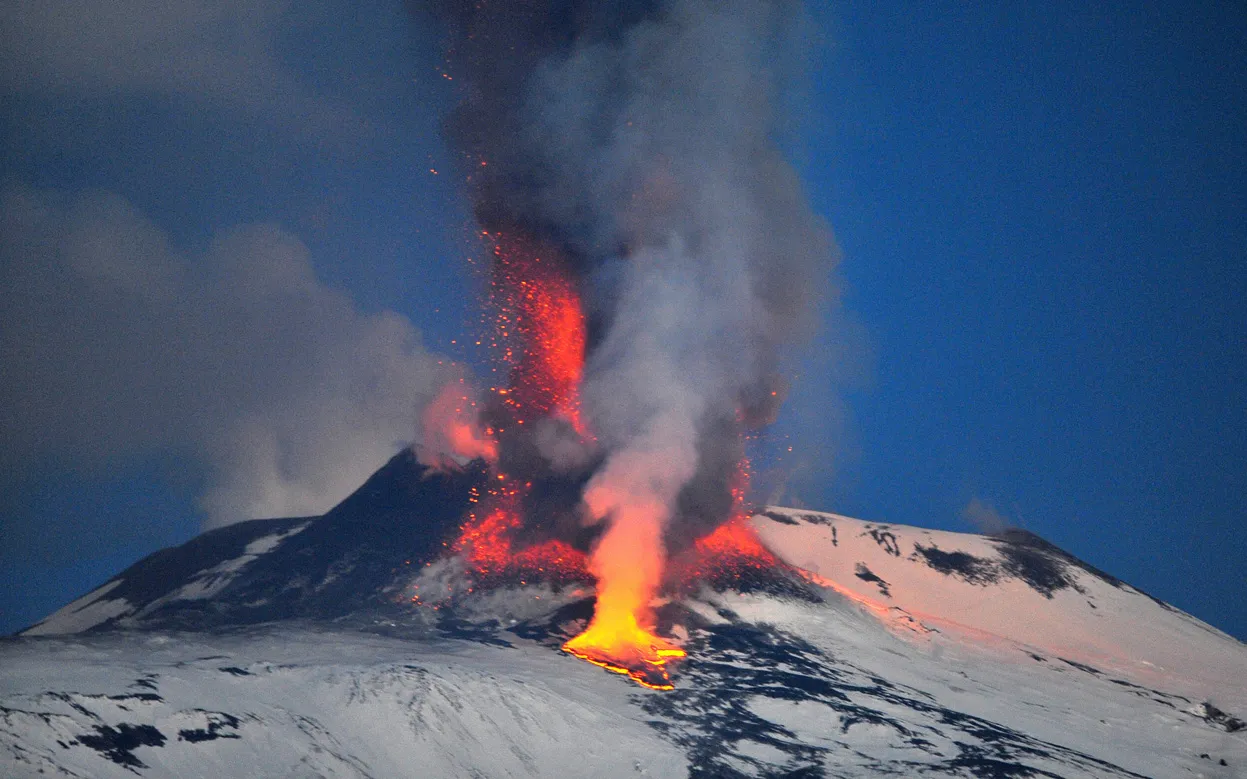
[{"left": 1, "top": 1, "right": 1243, "bottom": 639}]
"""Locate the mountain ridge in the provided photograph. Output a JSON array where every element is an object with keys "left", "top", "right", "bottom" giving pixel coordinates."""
[{"left": 4, "top": 448, "right": 1245, "bottom": 778}]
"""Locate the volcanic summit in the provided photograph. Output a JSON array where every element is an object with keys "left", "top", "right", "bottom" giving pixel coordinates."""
[{"left": 4, "top": 449, "right": 1245, "bottom": 777}]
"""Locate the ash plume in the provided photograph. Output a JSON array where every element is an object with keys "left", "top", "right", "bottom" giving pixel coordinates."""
[
  {"left": 422, "top": 0, "right": 834, "bottom": 551},
  {"left": 0, "top": 186, "right": 453, "bottom": 530}
]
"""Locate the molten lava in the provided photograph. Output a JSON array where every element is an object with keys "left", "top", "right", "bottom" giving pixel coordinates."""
[
  {"left": 448, "top": 230, "right": 594, "bottom": 589},
  {"left": 691, "top": 517, "right": 778, "bottom": 570},
  {"left": 562, "top": 610, "right": 686, "bottom": 690},
  {"left": 454, "top": 500, "right": 522, "bottom": 577},
  {"left": 667, "top": 516, "right": 787, "bottom": 593},
  {"left": 453, "top": 480, "right": 589, "bottom": 587}
]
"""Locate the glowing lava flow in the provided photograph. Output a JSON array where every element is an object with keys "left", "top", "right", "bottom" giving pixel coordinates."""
[
  {"left": 562, "top": 610, "right": 686, "bottom": 690},
  {"left": 462, "top": 230, "right": 687, "bottom": 687}
]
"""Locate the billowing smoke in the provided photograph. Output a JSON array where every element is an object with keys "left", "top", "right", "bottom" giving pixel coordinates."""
[
  {"left": 418, "top": 373, "right": 499, "bottom": 470},
  {"left": 421, "top": 0, "right": 834, "bottom": 614},
  {"left": 0, "top": 185, "right": 453, "bottom": 527}
]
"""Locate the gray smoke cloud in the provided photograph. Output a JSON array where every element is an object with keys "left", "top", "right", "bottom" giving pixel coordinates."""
[
  {"left": 0, "top": 0, "right": 355, "bottom": 132},
  {"left": 424, "top": 0, "right": 835, "bottom": 554},
  {"left": 0, "top": 185, "right": 451, "bottom": 527}
]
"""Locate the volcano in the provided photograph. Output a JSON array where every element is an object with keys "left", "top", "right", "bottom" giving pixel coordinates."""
[{"left": 3, "top": 449, "right": 1244, "bottom": 778}]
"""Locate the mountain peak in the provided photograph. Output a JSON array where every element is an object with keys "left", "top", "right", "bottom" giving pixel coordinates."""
[{"left": 7, "top": 454, "right": 1245, "bottom": 778}]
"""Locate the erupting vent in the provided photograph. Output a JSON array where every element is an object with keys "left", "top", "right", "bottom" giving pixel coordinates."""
[
  {"left": 419, "top": 0, "right": 828, "bottom": 689},
  {"left": 454, "top": 482, "right": 590, "bottom": 587},
  {"left": 418, "top": 227, "right": 796, "bottom": 689},
  {"left": 446, "top": 232, "right": 596, "bottom": 593}
]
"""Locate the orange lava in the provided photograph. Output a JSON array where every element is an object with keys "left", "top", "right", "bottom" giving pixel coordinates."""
[
  {"left": 562, "top": 612, "right": 686, "bottom": 690},
  {"left": 510, "top": 539, "right": 589, "bottom": 581},
  {"left": 444, "top": 230, "right": 779, "bottom": 691},
  {"left": 692, "top": 517, "right": 777, "bottom": 568},
  {"left": 445, "top": 230, "right": 594, "bottom": 588},
  {"left": 453, "top": 480, "right": 590, "bottom": 585},
  {"left": 562, "top": 458, "right": 758, "bottom": 688},
  {"left": 666, "top": 515, "right": 785, "bottom": 593},
  {"left": 454, "top": 502, "right": 522, "bottom": 576}
]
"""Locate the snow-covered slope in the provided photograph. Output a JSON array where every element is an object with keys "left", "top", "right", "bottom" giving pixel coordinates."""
[
  {"left": 3, "top": 452, "right": 1244, "bottom": 778},
  {"left": 1, "top": 629, "right": 686, "bottom": 778},
  {"left": 753, "top": 508, "right": 1247, "bottom": 702},
  {"left": 4, "top": 584, "right": 1243, "bottom": 778}
]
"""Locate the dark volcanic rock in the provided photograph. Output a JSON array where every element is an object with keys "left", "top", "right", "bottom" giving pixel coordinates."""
[
  {"left": 911, "top": 543, "right": 1001, "bottom": 586},
  {"left": 33, "top": 450, "right": 491, "bottom": 633},
  {"left": 77, "top": 723, "right": 166, "bottom": 768},
  {"left": 853, "top": 563, "right": 891, "bottom": 598}
]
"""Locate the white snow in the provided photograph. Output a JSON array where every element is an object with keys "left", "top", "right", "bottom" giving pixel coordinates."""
[
  {"left": 21, "top": 580, "right": 131, "bottom": 637},
  {"left": 693, "top": 587, "right": 1246, "bottom": 778},
  {"left": 0, "top": 629, "right": 688, "bottom": 779},
  {"left": 752, "top": 507, "right": 1247, "bottom": 702}
]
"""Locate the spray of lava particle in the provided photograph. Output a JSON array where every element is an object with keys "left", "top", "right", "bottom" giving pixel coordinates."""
[
  {"left": 453, "top": 478, "right": 589, "bottom": 587},
  {"left": 448, "top": 232, "right": 594, "bottom": 588},
  {"left": 488, "top": 232, "right": 586, "bottom": 435}
]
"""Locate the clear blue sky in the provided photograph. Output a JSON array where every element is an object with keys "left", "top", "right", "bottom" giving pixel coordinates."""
[{"left": 1, "top": 2, "right": 1243, "bottom": 639}]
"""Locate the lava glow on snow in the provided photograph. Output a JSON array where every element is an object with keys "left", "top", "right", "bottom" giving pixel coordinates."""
[{"left": 428, "top": 230, "right": 775, "bottom": 690}]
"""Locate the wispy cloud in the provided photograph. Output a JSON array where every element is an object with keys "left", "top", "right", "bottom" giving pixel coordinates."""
[{"left": 961, "top": 497, "right": 1013, "bottom": 535}]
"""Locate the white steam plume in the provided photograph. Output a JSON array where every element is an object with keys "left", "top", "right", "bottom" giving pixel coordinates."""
[{"left": 528, "top": 1, "right": 832, "bottom": 551}]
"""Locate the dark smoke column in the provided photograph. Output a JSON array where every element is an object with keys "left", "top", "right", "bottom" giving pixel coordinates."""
[{"left": 422, "top": 0, "right": 835, "bottom": 677}]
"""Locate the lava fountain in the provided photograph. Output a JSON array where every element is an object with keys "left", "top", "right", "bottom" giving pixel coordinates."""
[
  {"left": 448, "top": 232, "right": 593, "bottom": 586},
  {"left": 447, "top": 229, "right": 698, "bottom": 688},
  {"left": 421, "top": 0, "right": 835, "bottom": 690}
]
